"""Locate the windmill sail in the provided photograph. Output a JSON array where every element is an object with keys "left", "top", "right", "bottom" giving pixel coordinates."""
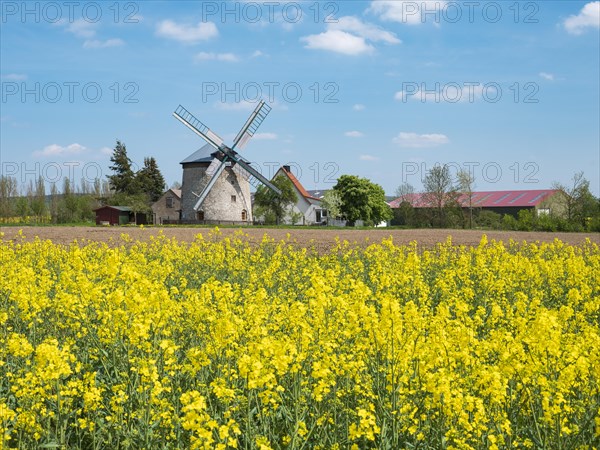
[
  {"left": 173, "top": 105, "right": 224, "bottom": 150},
  {"left": 193, "top": 158, "right": 228, "bottom": 211},
  {"left": 229, "top": 155, "right": 281, "bottom": 195},
  {"left": 232, "top": 101, "right": 272, "bottom": 150}
]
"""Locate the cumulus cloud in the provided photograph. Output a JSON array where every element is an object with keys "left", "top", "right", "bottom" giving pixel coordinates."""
[
  {"left": 1, "top": 73, "right": 27, "bottom": 80},
  {"left": 34, "top": 143, "right": 87, "bottom": 157},
  {"left": 194, "top": 52, "right": 238, "bottom": 62},
  {"left": 368, "top": 1, "right": 448, "bottom": 25},
  {"left": 83, "top": 38, "right": 124, "bottom": 49},
  {"left": 353, "top": 104, "right": 366, "bottom": 111},
  {"left": 253, "top": 132, "right": 277, "bottom": 140},
  {"left": 564, "top": 2, "right": 600, "bottom": 34},
  {"left": 345, "top": 131, "right": 364, "bottom": 138},
  {"left": 539, "top": 72, "right": 555, "bottom": 81},
  {"left": 301, "top": 15, "right": 399, "bottom": 55},
  {"left": 394, "top": 83, "right": 496, "bottom": 103},
  {"left": 392, "top": 132, "right": 449, "bottom": 148},
  {"left": 359, "top": 154, "right": 380, "bottom": 161},
  {"left": 156, "top": 20, "right": 218, "bottom": 43},
  {"left": 65, "top": 19, "right": 97, "bottom": 38}
]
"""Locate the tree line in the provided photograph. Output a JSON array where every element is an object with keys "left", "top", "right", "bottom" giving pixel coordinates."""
[{"left": 0, "top": 141, "right": 166, "bottom": 224}]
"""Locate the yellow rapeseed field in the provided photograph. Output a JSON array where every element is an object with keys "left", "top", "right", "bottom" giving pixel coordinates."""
[{"left": 1, "top": 229, "right": 599, "bottom": 449}]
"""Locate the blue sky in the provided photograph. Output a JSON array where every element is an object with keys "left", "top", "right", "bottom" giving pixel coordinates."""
[{"left": 1, "top": 1, "right": 599, "bottom": 195}]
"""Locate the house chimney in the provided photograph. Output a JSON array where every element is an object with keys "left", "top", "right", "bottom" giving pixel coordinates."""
[{"left": 283, "top": 165, "right": 291, "bottom": 172}]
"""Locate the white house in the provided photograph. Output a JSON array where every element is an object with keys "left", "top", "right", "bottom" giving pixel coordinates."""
[{"left": 273, "top": 166, "right": 327, "bottom": 225}]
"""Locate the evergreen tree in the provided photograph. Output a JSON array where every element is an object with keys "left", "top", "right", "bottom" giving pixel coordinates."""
[
  {"left": 137, "top": 157, "right": 166, "bottom": 202},
  {"left": 108, "top": 140, "right": 136, "bottom": 194}
]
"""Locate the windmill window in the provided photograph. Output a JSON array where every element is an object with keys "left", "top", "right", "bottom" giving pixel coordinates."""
[
  {"left": 231, "top": 195, "right": 237, "bottom": 203},
  {"left": 166, "top": 197, "right": 174, "bottom": 208},
  {"left": 242, "top": 210, "right": 247, "bottom": 221}
]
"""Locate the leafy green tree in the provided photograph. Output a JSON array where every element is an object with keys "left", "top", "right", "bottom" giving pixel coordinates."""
[
  {"left": 333, "top": 175, "right": 392, "bottom": 226},
  {"left": 253, "top": 175, "right": 297, "bottom": 225},
  {"left": 108, "top": 140, "right": 136, "bottom": 195},
  {"left": 137, "top": 157, "right": 166, "bottom": 202},
  {"left": 321, "top": 190, "right": 342, "bottom": 224}
]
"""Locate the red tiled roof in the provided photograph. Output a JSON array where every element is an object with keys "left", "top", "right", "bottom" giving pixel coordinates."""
[
  {"left": 389, "top": 189, "right": 559, "bottom": 209},
  {"left": 280, "top": 167, "right": 321, "bottom": 201}
]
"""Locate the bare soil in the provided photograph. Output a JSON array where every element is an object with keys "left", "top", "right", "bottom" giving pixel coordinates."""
[{"left": 1, "top": 226, "right": 598, "bottom": 252}]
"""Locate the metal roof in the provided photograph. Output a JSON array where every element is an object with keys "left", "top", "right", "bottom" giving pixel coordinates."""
[
  {"left": 93, "top": 206, "right": 132, "bottom": 212},
  {"left": 180, "top": 143, "right": 215, "bottom": 164},
  {"left": 389, "top": 189, "right": 560, "bottom": 209}
]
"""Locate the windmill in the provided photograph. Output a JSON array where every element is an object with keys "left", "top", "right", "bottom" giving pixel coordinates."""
[{"left": 173, "top": 100, "right": 281, "bottom": 222}]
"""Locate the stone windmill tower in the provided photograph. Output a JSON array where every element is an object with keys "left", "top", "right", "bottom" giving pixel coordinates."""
[
  {"left": 179, "top": 144, "right": 252, "bottom": 222},
  {"left": 173, "top": 101, "right": 281, "bottom": 223}
]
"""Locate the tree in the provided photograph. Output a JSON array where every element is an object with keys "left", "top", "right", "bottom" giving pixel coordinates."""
[
  {"left": 333, "top": 175, "right": 392, "bottom": 226},
  {"left": 394, "top": 182, "right": 415, "bottom": 203},
  {"left": 137, "top": 157, "right": 166, "bottom": 202},
  {"left": 30, "top": 176, "right": 47, "bottom": 221},
  {"left": 456, "top": 168, "right": 476, "bottom": 228},
  {"left": 0, "top": 175, "right": 18, "bottom": 219},
  {"left": 321, "top": 190, "right": 342, "bottom": 224},
  {"left": 552, "top": 172, "right": 598, "bottom": 228},
  {"left": 107, "top": 140, "right": 135, "bottom": 194},
  {"left": 253, "top": 175, "right": 297, "bottom": 225},
  {"left": 423, "top": 165, "right": 457, "bottom": 227}
]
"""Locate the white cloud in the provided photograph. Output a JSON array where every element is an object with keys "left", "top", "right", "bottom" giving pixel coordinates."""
[
  {"left": 301, "top": 15, "right": 399, "bottom": 55},
  {"left": 345, "top": 131, "right": 364, "bottom": 138},
  {"left": 539, "top": 72, "right": 555, "bottom": 81},
  {"left": 564, "top": 2, "right": 600, "bottom": 34},
  {"left": 394, "top": 83, "right": 494, "bottom": 103},
  {"left": 156, "top": 20, "right": 218, "bottom": 43},
  {"left": 368, "top": 0, "right": 448, "bottom": 25},
  {"left": 252, "top": 50, "right": 265, "bottom": 57},
  {"left": 253, "top": 132, "right": 277, "bottom": 140},
  {"left": 329, "top": 16, "right": 401, "bottom": 44},
  {"left": 34, "top": 143, "right": 87, "bottom": 157},
  {"left": 360, "top": 154, "right": 380, "bottom": 161},
  {"left": 353, "top": 104, "right": 365, "bottom": 111},
  {"left": 2, "top": 73, "right": 27, "bottom": 80},
  {"left": 83, "top": 38, "right": 124, "bottom": 49},
  {"left": 393, "top": 132, "right": 449, "bottom": 148},
  {"left": 65, "top": 19, "right": 97, "bottom": 38},
  {"left": 194, "top": 52, "right": 238, "bottom": 62},
  {"left": 301, "top": 29, "right": 375, "bottom": 55}
]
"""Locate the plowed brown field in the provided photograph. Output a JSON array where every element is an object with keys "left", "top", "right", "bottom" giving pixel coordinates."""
[{"left": 2, "top": 226, "right": 598, "bottom": 251}]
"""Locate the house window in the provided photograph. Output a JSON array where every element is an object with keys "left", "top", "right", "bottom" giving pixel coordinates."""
[
  {"left": 242, "top": 210, "right": 247, "bottom": 221},
  {"left": 316, "top": 209, "right": 327, "bottom": 223},
  {"left": 231, "top": 195, "right": 236, "bottom": 203},
  {"left": 166, "top": 197, "right": 174, "bottom": 208}
]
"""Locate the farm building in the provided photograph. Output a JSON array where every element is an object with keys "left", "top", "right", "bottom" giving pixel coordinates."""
[
  {"left": 151, "top": 188, "right": 182, "bottom": 224},
  {"left": 94, "top": 206, "right": 147, "bottom": 226},
  {"left": 388, "top": 189, "right": 562, "bottom": 217}
]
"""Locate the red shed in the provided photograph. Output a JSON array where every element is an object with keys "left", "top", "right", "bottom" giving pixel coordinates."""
[{"left": 94, "top": 206, "right": 133, "bottom": 225}]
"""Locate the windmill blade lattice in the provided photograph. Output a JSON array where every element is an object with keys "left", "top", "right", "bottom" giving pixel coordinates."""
[{"left": 232, "top": 101, "right": 272, "bottom": 151}]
